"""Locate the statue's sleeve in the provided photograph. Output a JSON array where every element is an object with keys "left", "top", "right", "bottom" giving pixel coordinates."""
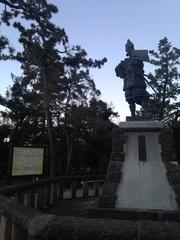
[{"left": 115, "top": 62, "right": 125, "bottom": 79}]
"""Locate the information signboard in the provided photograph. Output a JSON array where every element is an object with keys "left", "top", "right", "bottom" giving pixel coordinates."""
[{"left": 12, "top": 147, "right": 44, "bottom": 176}]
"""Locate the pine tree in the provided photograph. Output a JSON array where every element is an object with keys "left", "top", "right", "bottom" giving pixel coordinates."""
[
  {"left": 57, "top": 46, "right": 107, "bottom": 175},
  {"left": 147, "top": 37, "right": 180, "bottom": 121},
  {"left": 0, "top": 35, "right": 14, "bottom": 60},
  {"left": 0, "top": 1, "right": 108, "bottom": 176},
  {"left": 0, "top": 0, "right": 68, "bottom": 176}
]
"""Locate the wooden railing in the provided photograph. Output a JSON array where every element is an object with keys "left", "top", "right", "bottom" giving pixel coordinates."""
[{"left": 0, "top": 175, "right": 105, "bottom": 240}]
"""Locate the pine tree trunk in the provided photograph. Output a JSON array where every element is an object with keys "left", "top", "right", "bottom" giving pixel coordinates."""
[
  {"left": 159, "top": 63, "right": 168, "bottom": 121},
  {"left": 64, "top": 88, "right": 72, "bottom": 176},
  {"left": 43, "top": 69, "right": 56, "bottom": 177},
  {"left": 65, "top": 134, "right": 72, "bottom": 176}
]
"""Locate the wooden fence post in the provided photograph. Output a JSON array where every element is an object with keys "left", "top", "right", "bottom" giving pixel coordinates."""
[
  {"left": 94, "top": 181, "right": 100, "bottom": 196},
  {"left": 0, "top": 215, "right": 7, "bottom": 240},
  {"left": 83, "top": 181, "right": 89, "bottom": 198},
  {"left": 12, "top": 223, "right": 27, "bottom": 240},
  {"left": 50, "top": 184, "right": 55, "bottom": 205},
  {"left": 71, "top": 181, "right": 77, "bottom": 199}
]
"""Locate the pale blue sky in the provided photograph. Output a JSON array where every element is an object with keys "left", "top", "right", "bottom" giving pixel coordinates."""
[{"left": 0, "top": 0, "right": 180, "bottom": 120}]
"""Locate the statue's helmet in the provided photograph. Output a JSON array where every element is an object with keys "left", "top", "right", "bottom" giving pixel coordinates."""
[{"left": 125, "top": 39, "right": 135, "bottom": 56}]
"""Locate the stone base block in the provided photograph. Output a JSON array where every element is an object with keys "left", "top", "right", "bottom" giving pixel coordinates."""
[
  {"left": 88, "top": 207, "right": 180, "bottom": 222},
  {"left": 167, "top": 173, "right": 180, "bottom": 185},
  {"left": 111, "top": 152, "right": 125, "bottom": 161},
  {"left": 98, "top": 161, "right": 122, "bottom": 208},
  {"left": 161, "top": 152, "right": 177, "bottom": 162}
]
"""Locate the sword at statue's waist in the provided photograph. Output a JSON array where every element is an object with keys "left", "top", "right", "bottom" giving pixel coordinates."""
[{"left": 136, "top": 73, "right": 158, "bottom": 94}]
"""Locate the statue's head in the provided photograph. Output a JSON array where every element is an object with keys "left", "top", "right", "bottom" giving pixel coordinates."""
[{"left": 125, "top": 39, "right": 135, "bottom": 56}]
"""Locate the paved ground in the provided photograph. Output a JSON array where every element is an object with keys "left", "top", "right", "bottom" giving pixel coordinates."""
[{"left": 44, "top": 197, "right": 98, "bottom": 217}]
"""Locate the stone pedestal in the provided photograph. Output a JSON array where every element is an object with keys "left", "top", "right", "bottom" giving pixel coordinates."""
[{"left": 98, "top": 121, "right": 180, "bottom": 213}]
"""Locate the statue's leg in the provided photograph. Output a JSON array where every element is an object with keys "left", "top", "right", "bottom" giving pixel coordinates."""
[
  {"left": 141, "top": 92, "right": 149, "bottom": 117},
  {"left": 129, "top": 101, "right": 136, "bottom": 117},
  {"left": 126, "top": 89, "right": 136, "bottom": 117}
]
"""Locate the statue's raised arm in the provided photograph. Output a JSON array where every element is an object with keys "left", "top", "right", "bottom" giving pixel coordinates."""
[{"left": 115, "top": 39, "right": 150, "bottom": 118}]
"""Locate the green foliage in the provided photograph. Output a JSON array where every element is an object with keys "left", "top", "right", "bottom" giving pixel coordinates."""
[
  {"left": 0, "top": 0, "right": 58, "bottom": 27},
  {"left": 0, "top": 124, "right": 11, "bottom": 142},
  {"left": 0, "top": 35, "right": 14, "bottom": 60},
  {"left": 0, "top": 76, "right": 44, "bottom": 144},
  {"left": 58, "top": 98, "right": 117, "bottom": 174},
  {"left": 147, "top": 37, "right": 180, "bottom": 121}
]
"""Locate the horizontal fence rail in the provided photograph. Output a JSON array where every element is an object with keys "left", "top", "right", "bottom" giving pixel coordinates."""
[
  {"left": 0, "top": 175, "right": 105, "bottom": 240},
  {"left": 0, "top": 193, "right": 143, "bottom": 240}
]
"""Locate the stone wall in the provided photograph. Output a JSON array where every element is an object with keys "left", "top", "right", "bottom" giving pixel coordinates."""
[
  {"left": 159, "top": 128, "right": 180, "bottom": 209},
  {"left": 98, "top": 127, "right": 125, "bottom": 208}
]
